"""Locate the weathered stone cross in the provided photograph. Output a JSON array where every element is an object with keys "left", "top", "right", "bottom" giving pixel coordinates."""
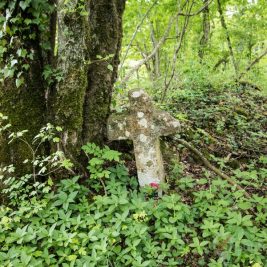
[{"left": 107, "top": 89, "right": 180, "bottom": 187}]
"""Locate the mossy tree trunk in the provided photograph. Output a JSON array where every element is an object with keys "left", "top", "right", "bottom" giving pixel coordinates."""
[
  {"left": 0, "top": 0, "right": 126, "bottom": 169},
  {"left": 82, "top": 0, "right": 126, "bottom": 144},
  {"left": 0, "top": 59, "right": 46, "bottom": 169},
  {"left": 198, "top": 0, "right": 210, "bottom": 61},
  {"left": 0, "top": 4, "right": 47, "bottom": 169},
  {"left": 51, "top": 0, "right": 89, "bottom": 162}
]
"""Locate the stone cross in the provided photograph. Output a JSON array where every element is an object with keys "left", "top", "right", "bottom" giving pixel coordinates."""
[{"left": 107, "top": 89, "right": 180, "bottom": 187}]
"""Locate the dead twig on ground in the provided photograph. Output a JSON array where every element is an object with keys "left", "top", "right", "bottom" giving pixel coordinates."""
[
  {"left": 174, "top": 138, "right": 251, "bottom": 198},
  {"left": 238, "top": 48, "right": 267, "bottom": 80}
]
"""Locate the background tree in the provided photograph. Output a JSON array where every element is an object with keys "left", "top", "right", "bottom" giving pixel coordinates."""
[{"left": 120, "top": 0, "right": 267, "bottom": 95}]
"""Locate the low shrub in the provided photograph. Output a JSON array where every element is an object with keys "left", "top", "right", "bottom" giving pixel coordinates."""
[{"left": 0, "top": 144, "right": 266, "bottom": 267}]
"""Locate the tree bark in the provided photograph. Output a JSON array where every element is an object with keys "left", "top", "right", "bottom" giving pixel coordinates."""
[
  {"left": 82, "top": 0, "right": 126, "bottom": 145},
  {"left": 52, "top": 0, "right": 89, "bottom": 159},
  {"left": 198, "top": 0, "right": 210, "bottom": 61},
  {"left": 217, "top": 0, "right": 238, "bottom": 76},
  {"left": 0, "top": 5, "right": 47, "bottom": 170},
  {"left": 150, "top": 22, "right": 161, "bottom": 78},
  {"left": 0, "top": 0, "right": 126, "bottom": 170}
]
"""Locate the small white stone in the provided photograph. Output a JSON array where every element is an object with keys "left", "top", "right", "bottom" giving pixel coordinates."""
[
  {"left": 171, "top": 121, "right": 180, "bottom": 128},
  {"left": 118, "top": 123, "right": 123, "bottom": 130},
  {"left": 63, "top": 131, "right": 68, "bottom": 145},
  {"left": 132, "top": 91, "right": 142, "bottom": 98},
  {"left": 139, "top": 134, "right": 147, "bottom": 142},
  {"left": 138, "top": 118, "right": 148, "bottom": 128},
  {"left": 137, "top": 112, "right": 144, "bottom": 118},
  {"left": 125, "top": 131, "right": 130, "bottom": 137}
]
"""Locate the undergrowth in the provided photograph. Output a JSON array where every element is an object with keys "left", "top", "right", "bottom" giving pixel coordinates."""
[
  {"left": 0, "top": 86, "right": 266, "bottom": 267},
  {"left": 166, "top": 86, "right": 267, "bottom": 161},
  {"left": 0, "top": 142, "right": 266, "bottom": 267}
]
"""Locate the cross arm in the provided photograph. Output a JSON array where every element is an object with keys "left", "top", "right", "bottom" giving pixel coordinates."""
[
  {"left": 153, "top": 110, "right": 180, "bottom": 136},
  {"left": 107, "top": 112, "right": 131, "bottom": 141}
]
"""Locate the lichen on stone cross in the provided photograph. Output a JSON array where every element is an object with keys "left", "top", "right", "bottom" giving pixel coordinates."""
[{"left": 107, "top": 89, "right": 180, "bottom": 188}]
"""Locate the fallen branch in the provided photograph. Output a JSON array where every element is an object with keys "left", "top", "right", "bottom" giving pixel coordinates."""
[
  {"left": 175, "top": 138, "right": 251, "bottom": 198},
  {"left": 238, "top": 80, "right": 261, "bottom": 91},
  {"left": 213, "top": 56, "right": 229, "bottom": 70}
]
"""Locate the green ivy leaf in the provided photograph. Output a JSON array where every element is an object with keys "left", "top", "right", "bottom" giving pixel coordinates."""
[
  {"left": 11, "top": 59, "right": 18, "bottom": 67},
  {"left": 107, "top": 64, "right": 113, "bottom": 71},
  {"left": 19, "top": 1, "right": 30, "bottom": 10},
  {"left": 48, "top": 177, "right": 54, "bottom": 186},
  {"left": 53, "top": 137, "right": 60, "bottom": 143},
  {"left": 67, "top": 254, "right": 77, "bottom": 261},
  {"left": 15, "top": 77, "right": 25, "bottom": 88}
]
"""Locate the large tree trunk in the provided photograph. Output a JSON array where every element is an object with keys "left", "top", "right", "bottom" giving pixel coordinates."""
[
  {"left": 51, "top": 0, "right": 89, "bottom": 160},
  {"left": 0, "top": 0, "right": 126, "bottom": 169},
  {"left": 0, "top": 59, "right": 46, "bottom": 169},
  {"left": 82, "top": 0, "right": 126, "bottom": 144},
  {"left": 0, "top": 3, "right": 47, "bottom": 169},
  {"left": 198, "top": 0, "right": 210, "bottom": 61},
  {"left": 217, "top": 0, "right": 238, "bottom": 76}
]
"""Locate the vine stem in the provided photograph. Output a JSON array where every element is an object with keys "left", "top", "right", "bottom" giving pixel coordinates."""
[{"left": 100, "top": 178, "right": 107, "bottom": 196}]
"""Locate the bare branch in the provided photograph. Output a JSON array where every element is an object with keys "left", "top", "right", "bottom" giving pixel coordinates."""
[
  {"left": 120, "top": 0, "right": 209, "bottom": 85},
  {"left": 178, "top": 0, "right": 213, "bottom": 16},
  {"left": 120, "top": 0, "right": 158, "bottom": 70},
  {"left": 121, "top": 15, "right": 176, "bottom": 84},
  {"left": 239, "top": 48, "right": 267, "bottom": 79},
  {"left": 217, "top": 0, "right": 238, "bottom": 76},
  {"left": 161, "top": 0, "right": 194, "bottom": 102}
]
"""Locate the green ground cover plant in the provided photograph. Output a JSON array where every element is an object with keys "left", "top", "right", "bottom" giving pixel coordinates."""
[
  {"left": 0, "top": 1, "right": 266, "bottom": 265},
  {"left": 0, "top": 139, "right": 266, "bottom": 267}
]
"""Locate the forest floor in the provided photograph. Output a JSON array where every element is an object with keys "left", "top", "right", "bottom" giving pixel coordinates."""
[{"left": 1, "top": 84, "right": 266, "bottom": 266}]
